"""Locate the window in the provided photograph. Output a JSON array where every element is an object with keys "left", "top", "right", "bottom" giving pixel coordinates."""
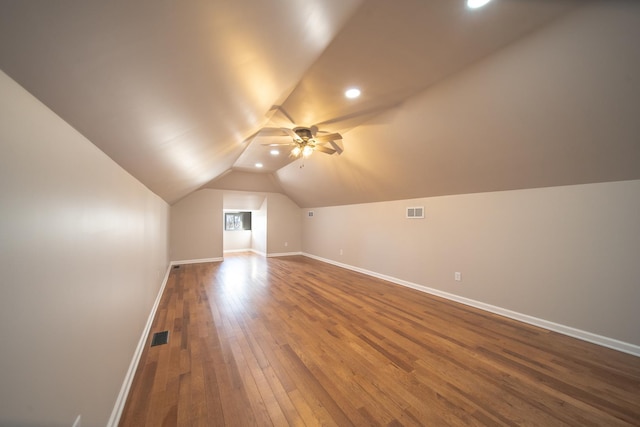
[{"left": 224, "top": 212, "right": 252, "bottom": 231}]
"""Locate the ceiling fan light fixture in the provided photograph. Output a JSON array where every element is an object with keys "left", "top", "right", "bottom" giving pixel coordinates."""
[
  {"left": 302, "top": 145, "right": 314, "bottom": 157},
  {"left": 345, "top": 88, "right": 361, "bottom": 99},
  {"left": 467, "top": 0, "right": 492, "bottom": 9},
  {"left": 291, "top": 146, "right": 302, "bottom": 157}
]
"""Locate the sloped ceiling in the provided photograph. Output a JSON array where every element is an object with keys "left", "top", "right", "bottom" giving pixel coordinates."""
[
  {"left": 2, "top": 0, "right": 639, "bottom": 208},
  {"left": 0, "top": 0, "right": 363, "bottom": 203}
]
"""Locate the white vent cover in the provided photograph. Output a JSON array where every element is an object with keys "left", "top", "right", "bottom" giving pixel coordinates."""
[
  {"left": 307, "top": 211, "right": 314, "bottom": 217},
  {"left": 406, "top": 206, "right": 424, "bottom": 219}
]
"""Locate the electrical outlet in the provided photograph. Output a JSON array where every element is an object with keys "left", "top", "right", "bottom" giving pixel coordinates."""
[
  {"left": 339, "top": 249, "right": 343, "bottom": 255},
  {"left": 284, "top": 242, "right": 288, "bottom": 247},
  {"left": 454, "top": 272, "right": 461, "bottom": 281}
]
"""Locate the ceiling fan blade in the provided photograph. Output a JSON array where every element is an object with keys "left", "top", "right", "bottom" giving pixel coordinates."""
[
  {"left": 314, "top": 132, "right": 342, "bottom": 142},
  {"left": 328, "top": 139, "right": 344, "bottom": 155},
  {"left": 261, "top": 142, "right": 294, "bottom": 147},
  {"left": 314, "top": 145, "right": 336, "bottom": 155},
  {"left": 282, "top": 128, "right": 302, "bottom": 141}
]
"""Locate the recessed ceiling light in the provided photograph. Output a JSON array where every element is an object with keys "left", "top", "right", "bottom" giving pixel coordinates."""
[
  {"left": 467, "top": 0, "right": 492, "bottom": 9},
  {"left": 345, "top": 88, "right": 361, "bottom": 99},
  {"left": 255, "top": 163, "right": 263, "bottom": 168},
  {"left": 270, "top": 149, "right": 280, "bottom": 156}
]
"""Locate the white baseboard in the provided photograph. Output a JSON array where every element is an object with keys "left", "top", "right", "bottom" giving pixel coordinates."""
[
  {"left": 170, "top": 257, "right": 223, "bottom": 265},
  {"left": 107, "top": 263, "right": 172, "bottom": 427},
  {"left": 224, "top": 249, "right": 267, "bottom": 256},
  {"left": 267, "top": 251, "right": 303, "bottom": 258},
  {"left": 223, "top": 250, "right": 302, "bottom": 258},
  {"left": 302, "top": 253, "right": 640, "bottom": 357}
]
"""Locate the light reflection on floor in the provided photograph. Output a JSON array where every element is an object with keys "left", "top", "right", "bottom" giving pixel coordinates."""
[{"left": 215, "top": 252, "right": 267, "bottom": 314}]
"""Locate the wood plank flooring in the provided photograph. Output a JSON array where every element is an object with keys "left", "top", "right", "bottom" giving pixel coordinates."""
[{"left": 119, "top": 253, "right": 640, "bottom": 426}]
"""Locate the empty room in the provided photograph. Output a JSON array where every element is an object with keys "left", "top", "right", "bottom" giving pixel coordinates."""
[{"left": 1, "top": 1, "right": 639, "bottom": 426}]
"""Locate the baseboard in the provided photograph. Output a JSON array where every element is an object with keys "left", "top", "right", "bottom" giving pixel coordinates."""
[
  {"left": 302, "top": 253, "right": 640, "bottom": 357},
  {"left": 107, "top": 263, "right": 172, "bottom": 427},
  {"left": 267, "top": 251, "right": 303, "bottom": 258},
  {"left": 170, "top": 257, "right": 223, "bottom": 265},
  {"left": 224, "top": 249, "right": 265, "bottom": 256},
  {"left": 223, "top": 250, "right": 301, "bottom": 258}
]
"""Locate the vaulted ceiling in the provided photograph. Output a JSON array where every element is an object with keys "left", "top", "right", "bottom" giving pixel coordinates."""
[{"left": 1, "top": 0, "right": 639, "bottom": 208}]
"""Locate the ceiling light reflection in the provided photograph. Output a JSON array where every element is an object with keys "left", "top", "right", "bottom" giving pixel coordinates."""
[{"left": 467, "top": 0, "right": 492, "bottom": 9}]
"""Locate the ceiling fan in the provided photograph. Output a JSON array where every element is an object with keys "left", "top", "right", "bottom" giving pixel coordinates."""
[
  {"left": 260, "top": 126, "right": 343, "bottom": 158},
  {"left": 251, "top": 106, "right": 344, "bottom": 159}
]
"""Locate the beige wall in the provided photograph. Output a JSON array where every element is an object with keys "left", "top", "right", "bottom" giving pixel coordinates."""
[
  {"left": 170, "top": 189, "right": 223, "bottom": 262},
  {"left": 172, "top": 190, "right": 301, "bottom": 258},
  {"left": 302, "top": 180, "right": 640, "bottom": 348},
  {"left": 266, "top": 193, "right": 302, "bottom": 255},
  {"left": 0, "top": 71, "right": 170, "bottom": 426},
  {"left": 252, "top": 198, "right": 268, "bottom": 255}
]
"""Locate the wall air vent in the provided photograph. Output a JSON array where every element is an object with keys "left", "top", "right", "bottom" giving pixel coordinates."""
[
  {"left": 151, "top": 331, "right": 169, "bottom": 347},
  {"left": 307, "top": 211, "right": 314, "bottom": 218},
  {"left": 406, "top": 207, "right": 425, "bottom": 219}
]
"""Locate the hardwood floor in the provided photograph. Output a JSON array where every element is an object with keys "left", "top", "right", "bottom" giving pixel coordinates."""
[{"left": 119, "top": 253, "right": 640, "bottom": 426}]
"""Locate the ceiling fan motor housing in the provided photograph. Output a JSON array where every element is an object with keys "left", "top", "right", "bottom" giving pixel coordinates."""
[{"left": 293, "top": 127, "right": 313, "bottom": 141}]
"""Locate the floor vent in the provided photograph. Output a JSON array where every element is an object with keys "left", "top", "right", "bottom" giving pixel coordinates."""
[{"left": 151, "top": 331, "right": 169, "bottom": 347}]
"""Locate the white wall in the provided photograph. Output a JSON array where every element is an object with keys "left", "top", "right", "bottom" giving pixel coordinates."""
[
  {"left": 302, "top": 180, "right": 640, "bottom": 350},
  {"left": 0, "top": 71, "right": 170, "bottom": 427},
  {"left": 170, "top": 189, "right": 223, "bottom": 262},
  {"left": 223, "top": 229, "right": 252, "bottom": 252}
]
